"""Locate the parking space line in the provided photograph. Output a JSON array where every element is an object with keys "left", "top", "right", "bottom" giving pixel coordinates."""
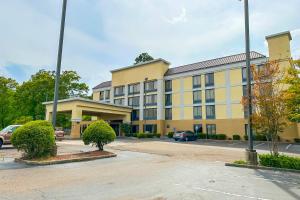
[
  {"left": 286, "top": 144, "right": 292, "bottom": 150},
  {"left": 254, "top": 143, "right": 265, "bottom": 147}
]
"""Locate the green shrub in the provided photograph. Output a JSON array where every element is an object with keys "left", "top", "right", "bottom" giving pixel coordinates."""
[
  {"left": 132, "top": 133, "right": 137, "bottom": 137},
  {"left": 208, "top": 134, "right": 217, "bottom": 139},
  {"left": 233, "top": 160, "right": 247, "bottom": 165},
  {"left": 255, "top": 134, "right": 267, "bottom": 141},
  {"left": 233, "top": 135, "right": 241, "bottom": 140},
  {"left": 259, "top": 154, "right": 300, "bottom": 170},
  {"left": 120, "top": 123, "right": 131, "bottom": 136},
  {"left": 146, "top": 133, "right": 154, "bottom": 138},
  {"left": 82, "top": 120, "right": 116, "bottom": 151},
  {"left": 137, "top": 132, "right": 146, "bottom": 138},
  {"left": 155, "top": 133, "right": 161, "bottom": 138},
  {"left": 198, "top": 133, "right": 207, "bottom": 139},
  {"left": 216, "top": 134, "right": 226, "bottom": 140},
  {"left": 125, "top": 132, "right": 132, "bottom": 137},
  {"left": 244, "top": 135, "right": 248, "bottom": 140},
  {"left": 11, "top": 120, "right": 56, "bottom": 159},
  {"left": 167, "top": 132, "right": 174, "bottom": 138},
  {"left": 294, "top": 138, "right": 300, "bottom": 143}
]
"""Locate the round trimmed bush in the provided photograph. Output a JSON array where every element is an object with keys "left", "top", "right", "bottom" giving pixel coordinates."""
[
  {"left": 167, "top": 132, "right": 174, "bottom": 138},
  {"left": 233, "top": 134, "right": 241, "bottom": 140},
  {"left": 11, "top": 120, "right": 56, "bottom": 159},
  {"left": 82, "top": 120, "right": 116, "bottom": 151}
]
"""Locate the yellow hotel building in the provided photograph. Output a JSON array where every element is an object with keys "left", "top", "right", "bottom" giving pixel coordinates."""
[{"left": 89, "top": 31, "right": 299, "bottom": 141}]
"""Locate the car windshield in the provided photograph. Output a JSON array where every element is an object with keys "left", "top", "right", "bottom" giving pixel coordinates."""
[{"left": 0, "top": 125, "right": 14, "bottom": 133}]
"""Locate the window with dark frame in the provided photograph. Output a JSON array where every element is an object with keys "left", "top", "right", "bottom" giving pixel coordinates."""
[
  {"left": 205, "top": 73, "right": 214, "bottom": 87},
  {"left": 165, "top": 108, "right": 172, "bottom": 120},
  {"left": 114, "top": 98, "right": 124, "bottom": 105},
  {"left": 131, "top": 110, "right": 139, "bottom": 121},
  {"left": 144, "top": 80, "right": 157, "bottom": 92},
  {"left": 193, "top": 106, "right": 202, "bottom": 119},
  {"left": 114, "top": 86, "right": 125, "bottom": 96},
  {"left": 193, "top": 75, "right": 201, "bottom": 88},
  {"left": 205, "top": 89, "right": 215, "bottom": 103},
  {"left": 165, "top": 94, "right": 172, "bottom": 106},
  {"left": 144, "top": 108, "right": 157, "bottom": 120},
  {"left": 206, "top": 105, "right": 215, "bottom": 119},
  {"left": 144, "top": 94, "right": 157, "bottom": 106},
  {"left": 206, "top": 124, "right": 216, "bottom": 135},
  {"left": 99, "top": 91, "right": 104, "bottom": 100},
  {"left": 165, "top": 80, "right": 172, "bottom": 92},
  {"left": 128, "top": 96, "right": 140, "bottom": 106},
  {"left": 193, "top": 124, "right": 203, "bottom": 134},
  {"left": 128, "top": 83, "right": 140, "bottom": 95},
  {"left": 193, "top": 90, "right": 202, "bottom": 104},
  {"left": 105, "top": 90, "right": 110, "bottom": 99}
]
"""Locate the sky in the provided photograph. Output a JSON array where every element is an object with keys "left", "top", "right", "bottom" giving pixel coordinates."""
[{"left": 0, "top": 0, "right": 299, "bottom": 92}]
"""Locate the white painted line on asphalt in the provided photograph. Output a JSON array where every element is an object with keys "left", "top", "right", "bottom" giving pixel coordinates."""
[
  {"left": 254, "top": 143, "right": 265, "bottom": 147},
  {"left": 193, "top": 187, "right": 272, "bottom": 200},
  {"left": 286, "top": 144, "right": 292, "bottom": 150}
]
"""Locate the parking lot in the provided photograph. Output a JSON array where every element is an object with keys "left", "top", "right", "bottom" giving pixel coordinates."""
[{"left": 0, "top": 139, "right": 300, "bottom": 200}]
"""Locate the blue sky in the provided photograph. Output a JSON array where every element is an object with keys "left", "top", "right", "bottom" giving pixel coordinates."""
[{"left": 0, "top": 0, "right": 299, "bottom": 91}]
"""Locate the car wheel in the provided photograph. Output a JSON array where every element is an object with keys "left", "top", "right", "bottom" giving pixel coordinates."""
[{"left": 0, "top": 140, "right": 3, "bottom": 148}]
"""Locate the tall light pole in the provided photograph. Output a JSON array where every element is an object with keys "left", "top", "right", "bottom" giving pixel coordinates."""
[
  {"left": 242, "top": 0, "right": 257, "bottom": 165},
  {"left": 52, "top": 0, "right": 68, "bottom": 127}
]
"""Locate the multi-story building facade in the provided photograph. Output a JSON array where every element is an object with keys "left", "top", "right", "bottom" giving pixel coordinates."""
[{"left": 91, "top": 31, "right": 299, "bottom": 140}]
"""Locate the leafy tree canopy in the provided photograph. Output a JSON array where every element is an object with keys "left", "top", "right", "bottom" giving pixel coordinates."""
[{"left": 134, "top": 53, "right": 154, "bottom": 64}]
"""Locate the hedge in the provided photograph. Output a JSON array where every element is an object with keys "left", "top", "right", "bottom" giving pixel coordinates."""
[
  {"left": 167, "top": 132, "right": 174, "bottom": 138},
  {"left": 232, "top": 135, "right": 241, "bottom": 140},
  {"left": 198, "top": 133, "right": 207, "bottom": 139},
  {"left": 259, "top": 154, "right": 300, "bottom": 170},
  {"left": 216, "top": 134, "right": 226, "bottom": 140},
  {"left": 137, "top": 132, "right": 146, "bottom": 138},
  {"left": 11, "top": 120, "right": 56, "bottom": 159}
]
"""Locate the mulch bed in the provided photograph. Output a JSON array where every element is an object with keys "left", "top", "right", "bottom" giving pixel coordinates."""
[{"left": 15, "top": 150, "right": 116, "bottom": 165}]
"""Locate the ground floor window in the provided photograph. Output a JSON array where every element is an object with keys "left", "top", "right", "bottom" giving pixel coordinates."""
[
  {"left": 193, "top": 124, "right": 203, "bottom": 134},
  {"left": 132, "top": 125, "right": 139, "bottom": 133},
  {"left": 144, "top": 124, "right": 157, "bottom": 133},
  {"left": 131, "top": 110, "right": 139, "bottom": 121},
  {"left": 206, "top": 124, "right": 216, "bottom": 135}
]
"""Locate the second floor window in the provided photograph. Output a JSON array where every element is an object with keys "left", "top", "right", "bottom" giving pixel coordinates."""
[
  {"left": 128, "top": 96, "right": 140, "bottom": 107},
  {"left": 114, "top": 86, "right": 124, "bottom": 97},
  {"left": 99, "top": 91, "right": 104, "bottom": 100},
  {"left": 165, "top": 108, "right": 172, "bottom": 120},
  {"left": 114, "top": 98, "right": 124, "bottom": 105},
  {"left": 193, "top": 90, "right": 202, "bottom": 104},
  {"left": 131, "top": 110, "right": 139, "bottom": 121},
  {"left": 144, "top": 80, "right": 157, "bottom": 92},
  {"left": 206, "top": 105, "right": 215, "bottom": 119},
  {"left": 242, "top": 67, "right": 253, "bottom": 82},
  {"left": 193, "top": 75, "right": 201, "bottom": 88},
  {"left": 205, "top": 73, "right": 214, "bottom": 87},
  {"left": 144, "top": 108, "right": 157, "bottom": 120},
  {"left": 105, "top": 90, "right": 110, "bottom": 99},
  {"left": 205, "top": 89, "right": 215, "bottom": 103},
  {"left": 128, "top": 83, "right": 140, "bottom": 94},
  {"left": 165, "top": 80, "right": 172, "bottom": 92},
  {"left": 144, "top": 94, "right": 157, "bottom": 106},
  {"left": 165, "top": 94, "right": 172, "bottom": 106},
  {"left": 193, "top": 106, "right": 202, "bottom": 119}
]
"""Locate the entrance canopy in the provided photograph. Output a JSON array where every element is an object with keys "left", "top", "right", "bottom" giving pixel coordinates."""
[{"left": 43, "top": 97, "right": 132, "bottom": 138}]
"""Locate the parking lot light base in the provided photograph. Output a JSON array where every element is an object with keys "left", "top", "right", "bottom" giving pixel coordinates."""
[{"left": 245, "top": 149, "right": 258, "bottom": 165}]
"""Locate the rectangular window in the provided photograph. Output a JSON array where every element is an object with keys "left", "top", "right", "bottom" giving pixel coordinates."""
[
  {"left": 165, "top": 108, "right": 172, "bottom": 120},
  {"left": 99, "top": 91, "right": 104, "bottom": 100},
  {"left": 242, "top": 67, "right": 253, "bottom": 82},
  {"left": 193, "top": 124, "right": 203, "bottom": 134},
  {"left": 144, "top": 94, "right": 157, "bottom": 106},
  {"left": 165, "top": 80, "right": 172, "bottom": 92},
  {"left": 206, "top": 105, "right": 215, "bottom": 119},
  {"left": 132, "top": 125, "right": 139, "bottom": 133},
  {"left": 131, "top": 110, "right": 139, "bottom": 121},
  {"left": 128, "top": 96, "right": 140, "bottom": 107},
  {"left": 193, "top": 106, "right": 202, "bottom": 119},
  {"left": 144, "top": 108, "right": 157, "bottom": 120},
  {"left": 114, "top": 98, "right": 124, "bottom": 105},
  {"left": 128, "top": 83, "right": 140, "bottom": 95},
  {"left": 114, "top": 86, "right": 124, "bottom": 97},
  {"left": 193, "top": 75, "right": 201, "bottom": 88},
  {"left": 205, "top": 89, "right": 215, "bottom": 103},
  {"left": 193, "top": 90, "right": 202, "bottom": 104},
  {"left": 205, "top": 73, "right": 214, "bottom": 87},
  {"left": 165, "top": 94, "right": 172, "bottom": 106},
  {"left": 144, "top": 80, "right": 157, "bottom": 92},
  {"left": 105, "top": 90, "right": 110, "bottom": 99},
  {"left": 206, "top": 124, "right": 216, "bottom": 135},
  {"left": 144, "top": 124, "right": 157, "bottom": 133}
]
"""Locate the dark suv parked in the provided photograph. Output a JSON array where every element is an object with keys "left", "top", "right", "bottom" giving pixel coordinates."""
[{"left": 173, "top": 130, "right": 197, "bottom": 141}]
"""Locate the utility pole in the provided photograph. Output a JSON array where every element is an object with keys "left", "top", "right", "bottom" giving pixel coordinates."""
[
  {"left": 243, "top": 0, "right": 257, "bottom": 165},
  {"left": 52, "top": 0, "right": 67, "bottom": 127}
]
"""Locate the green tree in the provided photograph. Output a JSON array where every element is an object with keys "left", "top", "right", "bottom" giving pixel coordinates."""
[
  {"left": 284, "top": 59, "right": 300, "bottom": 123},
  {"left": 13, "top": 116, "right": 33, "bottom": 125},
  {"left": 0, "top": 76, "right": 18, "bottom": 129},
  {"left": 134, "top": 53, "right": 154, "bottom": 64}
]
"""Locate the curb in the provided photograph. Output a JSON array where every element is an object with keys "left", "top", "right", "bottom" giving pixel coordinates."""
[
  {"left": 225, "top": 163, "right": 300, "bottom": 174},
  {"left": 15, "top": 153, "right": 117, "bottom": 166}
]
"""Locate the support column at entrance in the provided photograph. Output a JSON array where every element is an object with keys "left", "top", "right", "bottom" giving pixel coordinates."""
[{"left": 71, "top": 108, "right": 82, "bottom": 138}]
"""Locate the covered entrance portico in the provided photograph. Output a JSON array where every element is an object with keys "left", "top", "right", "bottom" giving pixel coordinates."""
[{"left": 43, "top": 97, "right": 132, "bottom": 138}]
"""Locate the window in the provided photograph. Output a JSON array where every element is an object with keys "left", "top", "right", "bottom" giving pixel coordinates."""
[
  {"left": 193, "top": 124, "right": 203, "bottom": 134},
  {"left": 242, "top": 85, "right": 247, "bottom": 97},
  {"left": 132, "top": 125, "right": 139, "bottom": 133},
  {"left": 165, "top": 108, "right": 172, "bottom": 120},
  {"left": 99, "top": 91, "right": 104, "bottom": 100},
  {"left": 144, "top": 80, "right": 157, "bottom": 92},
  {"left": 131, "top": 110, "right": 139, "bottom": 121},
  {"left": 205, "top": 73, "right": 214, "bottom": 87},
  {"left": 144, "top": 108, "right": 157, "bottom": 120},
  {"left": 114, "top": 86, "right": 124, "bottom": 96},
  {"left": 242, "top": 67, "right": 253, "bottom": 82},
  {"left": 165, "top": 80, "right": 172, "bottom": 92},
  {"left": 206, "top": 124, "right": 216, "bottom": 135},
  {"left": 105, "top": 90, "right": 110, "bottom": 99},
  {"left": 128, "top": 83, "right": 140, "bottom": 95},
  {"left": 193, "top": 75, "right": 201, "bottom": 88},
  {"left": 144, "top": 124, "right": 157, "bottom": 133},
  {"left": 128, "top": 96, "right": 140, "bottom": 107},
  {"left": 114, "top": 98, "right": 124, "bottom": 105},
  {"left": 205, "top": 89, "right": 215, "bottom": 103},
  {"left": 193, "top": 106, "right": 202, "bottom": 119},
  {"left": 193, "top": 90, "right": 202, "bottom": 103},
  {"left": 206, "top": 105, "right": 215, "bottom": 119},
  {"left": 165, "top": 94, "right": 172, "bottom": 106},
  {"left": 144, "top": 94, "right": 157, "bottom": 106}
]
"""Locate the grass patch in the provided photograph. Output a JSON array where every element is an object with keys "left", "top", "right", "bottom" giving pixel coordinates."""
[{"left": 233, "top": 160, "right": 247, "bottom": 165}]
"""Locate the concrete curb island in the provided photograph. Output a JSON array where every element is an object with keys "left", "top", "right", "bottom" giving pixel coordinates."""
[{"left": 225, "top": 163, "right": 300, "bottom": 174}]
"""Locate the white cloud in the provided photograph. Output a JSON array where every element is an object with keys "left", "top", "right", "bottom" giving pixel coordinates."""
[{"left": 164, "top": 8, "right": 187, "bottom": 24}]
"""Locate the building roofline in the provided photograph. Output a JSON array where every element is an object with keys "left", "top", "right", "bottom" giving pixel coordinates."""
[
  {"left": 265, "top": 31, "right": 292, "bottom": 41},
  {"left": 42, "top": 97, "right": 132, "bottom": 109},
  {"left": 110, "top": 58, "right": 170, "bottom": 73}
]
